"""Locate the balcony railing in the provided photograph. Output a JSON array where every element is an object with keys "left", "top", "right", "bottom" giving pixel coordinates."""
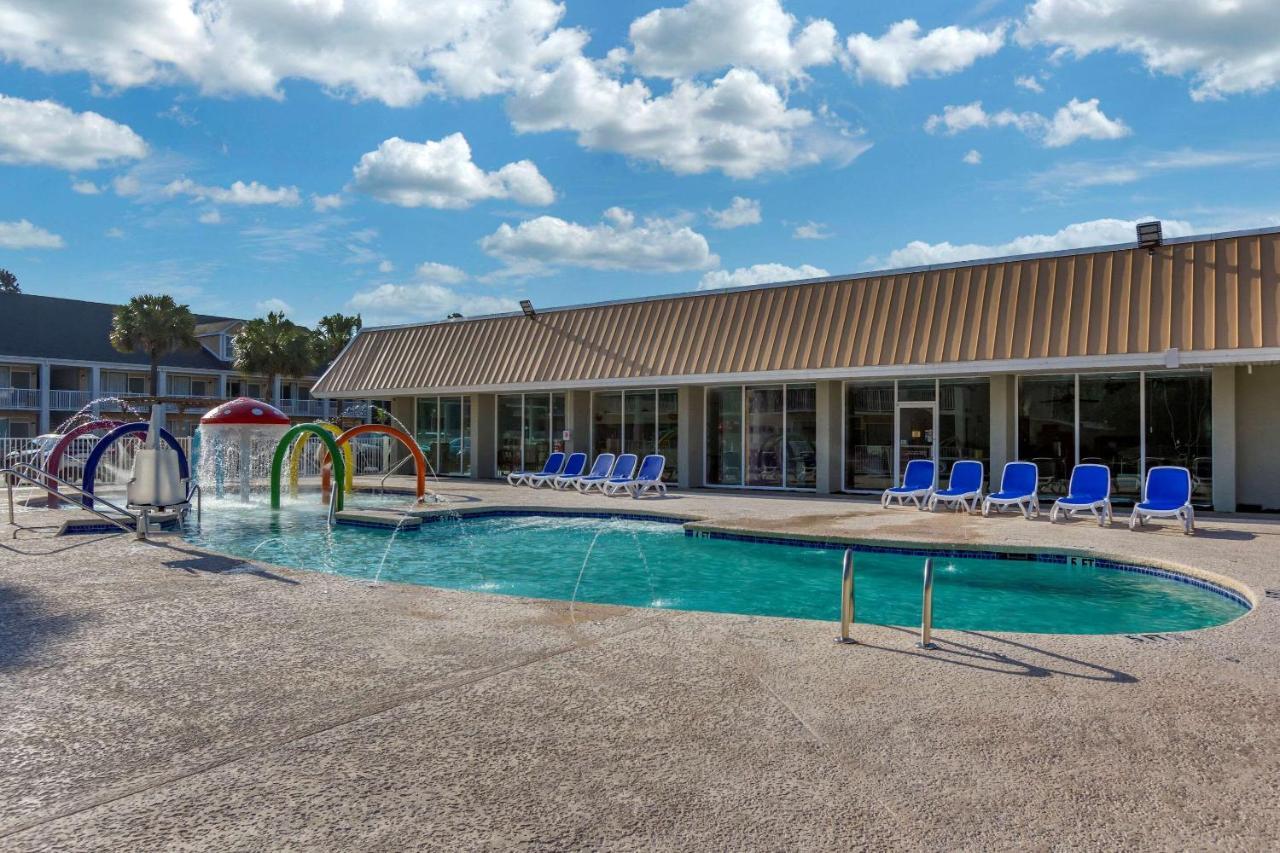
[
  {"left": 277, "top": 399, "right": 332, "bottom": 417},
  {"left": 0, "top": 387, "right": 40, "bottom": 410},
  {"left": 48, "top": 389, "right": 94, "bottom": 411}
]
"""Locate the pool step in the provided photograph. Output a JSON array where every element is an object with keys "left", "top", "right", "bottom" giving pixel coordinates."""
[{"left": 333, "top": 509, "right": 423, "bottom": 530}]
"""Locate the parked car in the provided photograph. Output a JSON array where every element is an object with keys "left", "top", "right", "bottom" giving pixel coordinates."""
[{"left": 3, "top": 433, "right": 91, "bottom": 482}]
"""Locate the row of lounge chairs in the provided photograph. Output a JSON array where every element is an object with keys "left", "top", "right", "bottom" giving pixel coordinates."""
[
  {"left": 882, "top": 459, "right": 1197, "bottom": 533},
  {"left": 507, "top": 451, "right": 668, "bottom": 498}
]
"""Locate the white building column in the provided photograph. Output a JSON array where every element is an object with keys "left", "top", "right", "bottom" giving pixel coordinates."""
[
  {"left": 272, "top": 376, "right": 283, "bottom": 409},
  {"left": 37, "top": 362, "right": 50, "bottom": 434},
  {"left": 989, "top": 375, "right": 1016, "bottom": 477},
  {"left": 217, "top": 372, "right": 228, "bottom": 399},
  {"left": 1211, "top": 365, "right": 1237, "bottom": 512},
  {"left": 676, "top": 386, "right": 703, "bottom": 490},
  {"left": 90, "top": 365, "right": 101, "bottom": 416}
]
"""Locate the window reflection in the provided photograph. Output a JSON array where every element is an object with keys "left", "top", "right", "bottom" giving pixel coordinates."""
[
  {"left": 844, "top": 382, "right": 893, "bottom": 491},
  {"left": 706, "top": 386, "right": 743, "bottom": 485},
  {"left": 1146, "top": 372, "right": 1212, "bottom": 505},
  {"left": 938, "top": 379, "right": 990, "bottom": 481},
  {"left": 1018, "top": 375, "right": 1075, "bottom": 495},
  {"left": 786, "top": 385, "right": 817, "bottom": 489},
  {"left": 1078, "top": 374, "right": 1141, "bottom": 500}
]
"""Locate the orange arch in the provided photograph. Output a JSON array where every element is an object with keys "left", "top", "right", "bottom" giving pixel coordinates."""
[{"left": 334, "top": 423, "right": 427, "bottom": 501}]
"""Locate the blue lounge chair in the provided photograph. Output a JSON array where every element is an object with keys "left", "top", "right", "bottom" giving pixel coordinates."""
[
  {"left": 982, "top": 461, "right": 1040, "bottom": 519},
  {"left": 1129, "top": 466, "right": 1195, "bottom": 534},
  {"left": 881, "top": 459, "right": 935, "bottom": 509},
  {"left": 578, "top": 453, "right": 635, "bottom": 494},
  {"left": 556, "top": 452, "right": 612, "bottom": 490},
  {"left": 927, "top": 460, "right": 984, "bottom": 513},
  {"left": 1050, "top": 463, "right": 1112, "bottom": 526},
  {"left": 605, "top": 453, "right": 667, "bottom": 498},
  {"left": 530, "top": 451, "right": 585, "bottom": 489},
  {"left": 506, "top": 451, "right": 565, "bottom": 487}
]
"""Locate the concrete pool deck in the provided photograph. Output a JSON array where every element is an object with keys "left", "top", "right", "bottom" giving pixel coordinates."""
[{"left": 2, "top": 481, "right": 1279, "bottom": 850}]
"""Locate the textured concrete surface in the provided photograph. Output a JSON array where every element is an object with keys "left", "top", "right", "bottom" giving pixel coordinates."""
[{"left": 2, "top": 481, "right": 1279, "bottom": 851}]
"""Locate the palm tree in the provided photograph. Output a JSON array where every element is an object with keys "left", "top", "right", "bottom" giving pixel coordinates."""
[
  {"left": 312, "top": 312, "right": 362, "bottom": 365},
  {"left": 232, "top": 311, "right": 316, "bottom": 404},
  {"left": 108, "top": 294, "right": 199, "bottom": 396},
  {"left": 0, "top": 268, "right": 19, "bottom": 293}
]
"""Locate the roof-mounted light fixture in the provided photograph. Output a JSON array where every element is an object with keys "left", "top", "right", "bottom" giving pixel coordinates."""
[
  {"left": 1136, "top": 220, "right": 1162, "bottom": 253},
  {"left": 519, "top": 299, "right": 536, "bottom": 318}
]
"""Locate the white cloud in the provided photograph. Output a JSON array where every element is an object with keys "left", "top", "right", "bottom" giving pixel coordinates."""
[
  {"left": 627, "top": 0, "right": 838, "bottom": 80},
  {"left": 255, "top": 297, "right": 293, "bottom": 315},
  {"left": 198, "top": 209, "right": 222, "bottom": 225},
  {"left": 845, "top": 19, "right": 1005, "bottom": 87},
  {"left": 311, "top": 193, "right": 343, "bottom": 212},
  {"left": 925, "top": 98, "right": 1129, "bottom": 147},
  {"left": 378, "top": 260, "right": 395, "bottom": 273},
  {"left": 698, "top": 262, "right": 827, "bottom": 290},
  {"left": 351, "top": 132, "right": 554, "bottom": 209},
  {"left": 707, "top": 196, "right": 761, "bottom": 229},
  {"left": 1043, "top": 98, "right": 1130, "bottom": 147},
  {"left": 962, "top": 149, "right": 982, "bottom": 165},
  {"left": 0, "top": 219, "right": 64, "bottom": 249},
  {"left": 1020, "top": 0, "right": 1280, "bottom": 101},
  {"left": 348, "top": 261, "right": 515, "bottom": 324},
  {"left": 165, "top": 177, "right": 301, "bottom": 206},
  {"left": 105, "top": 227, "right": 125, "bottom": 239},
  {"left": 878, "top": 217, "right": 1197, "bottom": 268},
  {"left": 509, "top": 59, "right": 865, "bottom": 178},
  {"left": 0, "top": 93, "right": 146, "bottom": 170},
  {"left": 71, "top": 179, "right": 101, "bottom": 195},
  {"left": 792, "top": 221, "right": 831, "bottom": 240},
  {"left": 1028, "top": 147, "right": 1280, "bottom": 192},
  {"left": 480, "top": 207, "right": 717, "bottom": 274},
  {"left": 1015, "top": 74, "right": 1044, "bottom": 93},
  {"left": 0, "top": 0, "right": 587, "bottom": 107}
]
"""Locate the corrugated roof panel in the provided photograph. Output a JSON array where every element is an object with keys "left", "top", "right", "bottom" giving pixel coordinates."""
[{"left": 311, "top": 231, "right": 1280, "bottom": 395}]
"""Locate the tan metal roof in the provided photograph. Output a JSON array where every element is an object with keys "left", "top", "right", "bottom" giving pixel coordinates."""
[{"left": 314, "top": 228, "right": 1280, "bottom": 396}]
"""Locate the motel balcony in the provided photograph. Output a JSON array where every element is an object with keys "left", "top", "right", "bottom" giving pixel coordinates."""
[
  {"left": 0, "top": 387, "right": 40, "bottom": 410},
  {"left": 277, "top": 398, "right": 332, "bottom": 417},
  {"left": 48, "top": 389, "right": 95, "bottom": 411}
]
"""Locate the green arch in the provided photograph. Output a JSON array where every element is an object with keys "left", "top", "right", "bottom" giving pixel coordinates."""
[{"left": 270, "top": 423, "right": 346, "bottom": 511}]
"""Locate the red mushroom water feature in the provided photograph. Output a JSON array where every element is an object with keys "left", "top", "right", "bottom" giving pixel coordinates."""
[{"left": 197, "top": 398, "right": 292, "bottom": 502}]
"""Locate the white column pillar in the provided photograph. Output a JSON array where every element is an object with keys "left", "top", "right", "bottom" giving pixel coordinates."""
[
  {"left": 676, "top": 385, "right": 703, "bottom": 490},
  {"left": 272, "top": 376, "right": 283, "bottom": 409},
  {"left": 90, "top": 365, "right": 101, "bottom": 417},
  {"left": 1211, "top": 366, "right": 1236, "bottom": 512},
  {"left": 217, "top": 372, "right": 228, "bottom": 399},
  {"left": 989, "top": 375, "right": 1015, "bottom": 478},
  {"left": 814, "top": 380, "right": 842, "bottom": 494},
  {"left": 38, "top": 362, "right": 50, "bottom": 433}
]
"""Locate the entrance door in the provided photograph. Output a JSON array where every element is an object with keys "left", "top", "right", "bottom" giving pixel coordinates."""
[{"left": 896, "top": 403, "right": 936, "bottom": 486}]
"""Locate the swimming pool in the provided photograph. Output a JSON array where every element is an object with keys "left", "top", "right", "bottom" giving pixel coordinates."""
[{"left": 182, "top": 497, "right": 1248, "bottom": 635}]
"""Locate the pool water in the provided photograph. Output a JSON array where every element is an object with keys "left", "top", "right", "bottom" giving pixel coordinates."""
[{"left": 183, "top": 500, "right": 1248, "bottom": 635}]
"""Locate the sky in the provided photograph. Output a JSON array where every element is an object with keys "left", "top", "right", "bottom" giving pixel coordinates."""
[{"left": 2, "top": 0, "right": 1280, "bottom": 327}]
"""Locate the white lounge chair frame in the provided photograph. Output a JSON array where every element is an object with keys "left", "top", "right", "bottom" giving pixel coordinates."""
[
  {"left": 881, "top": 461, "right": 935, "bottom": 510},
  {"left": 1128, "top": 466, "right": 1196, "bottom": 534},
  {"left": 981, "top": 463, "right": 1041, "bottom": 519},
  {"left": 1049, "top": 464, "right": 1113, "bottom": 527},
  {"left": 926, "top": 462, "right": 984, "bottom": 513}
]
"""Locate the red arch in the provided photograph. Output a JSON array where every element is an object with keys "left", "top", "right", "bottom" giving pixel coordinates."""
[
  {"left": 334, "top": 424, "right": 427, "bottom": 500},
  {"left": 42, "top": 419, "right": 125, "bottom": 507}
]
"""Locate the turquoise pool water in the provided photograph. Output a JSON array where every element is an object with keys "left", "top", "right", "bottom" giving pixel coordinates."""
[{"left": 183, "top": 499, "right": 1248, "bottom": 635}]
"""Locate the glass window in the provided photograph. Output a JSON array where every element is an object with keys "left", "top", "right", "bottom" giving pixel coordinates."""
[
  {"left": 938, "top": 379, "right": 990, "bottom": 481},
  {"left": 844, "top": 382, "right": 894, "bottom": 491},
  {"left": 657, "top": 389, "right": 679, "bottom": 483},
  {"left": 440, "top": 397, "right": 466, "bottom": 475},
  {"left": 523, "top": 393, "right": 551, "bottom": 470},
  {"left": 416, "top": 397, "right": 441, "bottom": 473},
  {"left": 706, "top": 386, "right": 743, "bottom": 485},
  {"left": 898, "top": 379, "right": 936, "bottom": 402},
  {"left": 1146, "top": 372, "right": 1212, "bottom": 506},
  {"left": 551, "top": 393, "right": 567, "bottom": 454},
  {"left": 1018, "top": 375, "right": 1075, "bottom": 496},
  {"left": 625, "top": 390, "right": 656, "bottom": 458},
  {"left": 593, "top": 392, "right": 623, "bottom": 456},
  {"left": 496, "top": 394, "right": 523, "bottom": 474},
  {"left": 785, "top": 385, "right": 817, "bottom": 489},
  {"left": 1078, "top": 373, "right": 1142, "bottom": 501},
  {"left": 746, "top": 386, "right": 784, "bottom": 487}
]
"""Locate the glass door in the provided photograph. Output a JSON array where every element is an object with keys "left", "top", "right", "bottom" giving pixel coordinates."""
[{"left": 896, "top": 403, "right": 936, "bottom": 485}]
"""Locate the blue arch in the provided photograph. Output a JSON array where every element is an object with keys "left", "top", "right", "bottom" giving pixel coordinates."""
[{"left": 81, "top": 422, "right": 189, "bottom": 508}]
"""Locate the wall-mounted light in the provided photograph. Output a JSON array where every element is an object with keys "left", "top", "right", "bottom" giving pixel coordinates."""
[
  {"left": 1136, "top": 220, "right": 1162, "bottom": 253},
  {"left": 519, "top": 299, "right": 536, "bottom": 318}
]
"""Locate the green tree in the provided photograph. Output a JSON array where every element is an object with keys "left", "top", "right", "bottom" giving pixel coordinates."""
[
  {"left": 0, "top": 268, "right": 19, "bottom": 293},
  {"left": 232, "top": 311, "right": 315, "bottom": 403},
  {"left": 312, "top": 312, "right": 362, "bottom": 365},
  {"left": 108, "top": 294, "right": 199, "bottom": 396}
]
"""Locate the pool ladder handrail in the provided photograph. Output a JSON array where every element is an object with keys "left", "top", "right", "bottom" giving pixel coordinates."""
[
  {"left": 377, "top": 449, "right": 442, "bottom": 502},
  {"left": 918, "top": 557, "right": 937, "bottom": 650},
  {"left": 835, "top": 548, "right": 856, "bottom": 644},
  {"left": 3, "top": 464, "right": 141, "bottom": 539}
]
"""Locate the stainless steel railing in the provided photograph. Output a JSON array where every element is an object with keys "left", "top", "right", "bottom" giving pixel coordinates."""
[
  {"left": 3, "top": 466, "right": 139, "bottom": 538},
  {"left": 918, "top": 557, "right": 937, "bottom": 649},
  {"left": 835, "top": 548, "right": 857, "bottom": 644}
]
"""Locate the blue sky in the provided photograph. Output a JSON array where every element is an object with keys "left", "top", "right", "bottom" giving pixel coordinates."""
[{"left": 2, "top": 0, "right": 1279, "bottom": 326}]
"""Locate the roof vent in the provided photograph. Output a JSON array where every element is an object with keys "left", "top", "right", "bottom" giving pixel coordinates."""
[{"left": 1136, "top": 220, "right": 1162, "bottom": 252}]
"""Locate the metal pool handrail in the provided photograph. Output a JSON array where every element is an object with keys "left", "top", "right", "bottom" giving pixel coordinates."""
[
  {"left": 919, "top": 557, "right": 937, "bottom": 649},
  {"left": 3, "top": 465, "right": 139, "bottom": 539},
  {"left": 835, "top": 548, "right": 856, "bottom": 644}
]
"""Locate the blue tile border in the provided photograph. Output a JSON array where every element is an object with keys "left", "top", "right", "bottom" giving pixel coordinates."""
[{"left": 689, "top": 528, "right": 1251, "bottom": 610}]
